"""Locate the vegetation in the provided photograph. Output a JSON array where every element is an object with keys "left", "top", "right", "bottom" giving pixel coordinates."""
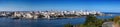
[
  {"left": 84, "top": 15, "right": 97, "bottom": 25},
  {"left": 64, "top": 15, "right": 120, "bottom": 27},
  {"left": 64, "top": 15, "right": 104, "bottom": 27},
  {"left": 113, "top": 16, "right": 120, "bottom": 23},
  {"left": 64, "top": 23, "right": 73, "bottom": 27},
  {"left": 78, "top": 15, "right": 104, "bottom": 27},
  {"left": 113, "top": 16, "right": 120, "bottom": 27}
]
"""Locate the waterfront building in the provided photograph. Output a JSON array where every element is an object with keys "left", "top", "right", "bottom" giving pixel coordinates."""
[
  {"left": 0, "top": 10, "right": 104, "bottom": 19},
  {"left": 13, "top": 12, "right": 22, "bottom": 18},
  {"left": 24, "top": 13, "right": 33, "bottom": 18}
]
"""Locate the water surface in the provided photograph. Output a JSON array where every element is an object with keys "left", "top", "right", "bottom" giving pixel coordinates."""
[{"left": 0, "top": 13, "right": 119, "bottom": 27}]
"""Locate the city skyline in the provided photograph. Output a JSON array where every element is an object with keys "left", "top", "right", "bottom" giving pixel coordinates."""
[{"left": 0, "top": 0, "right": 120, "bottom": 12}]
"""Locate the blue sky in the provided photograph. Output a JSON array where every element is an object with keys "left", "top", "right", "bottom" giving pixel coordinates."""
[{"left": 0, "top": 0, "right": 120, "bottom": 12}]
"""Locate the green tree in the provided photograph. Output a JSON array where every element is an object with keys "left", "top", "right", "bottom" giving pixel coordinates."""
[
  {"left": 82, "top": 15, "right": 103, "bottom": 27},
  {"left": 64, "top": 23, "right": 73, "bottom": 27},
  {"left": 85, "top": 15, "right": 97, "bottom": 25}
]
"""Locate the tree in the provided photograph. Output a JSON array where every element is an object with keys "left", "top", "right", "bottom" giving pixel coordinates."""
[
  {"left": 85, "top": 15, "right": 97, "bottom": 25},
  {"left": 64, "top": 23, "right": 73, "bottom": 27},
  {"left": 83, "top": 15, "right": 103, "bottom": 27},
  {"left": 70, "top": 15, "right": 104, "bottom": 27}
]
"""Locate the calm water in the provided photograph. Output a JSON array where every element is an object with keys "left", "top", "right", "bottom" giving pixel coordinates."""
[
  {"left": 0, "top": 18, "right": 86, "bottom": 27},
  {"left": 0, "top": 13, "right": 119, "bottom": 27}
]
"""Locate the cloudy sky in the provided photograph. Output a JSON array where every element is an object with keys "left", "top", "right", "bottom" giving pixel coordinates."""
[{"left": 0, "top": 0, "right": 120, "bottom": 12}]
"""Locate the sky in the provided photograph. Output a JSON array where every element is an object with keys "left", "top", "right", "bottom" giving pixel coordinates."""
[{"left": 0, "top": 0, "right": 120, "bottom": 12}]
